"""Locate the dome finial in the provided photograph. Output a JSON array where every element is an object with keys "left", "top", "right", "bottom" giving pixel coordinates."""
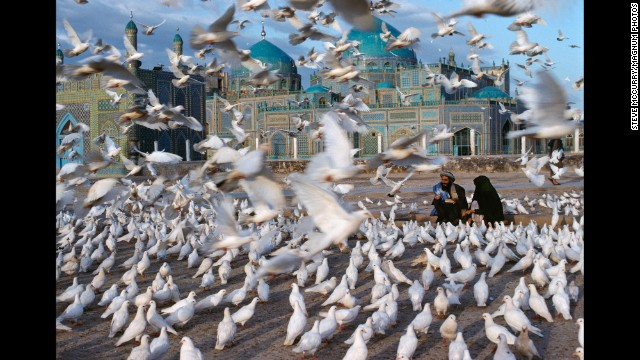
[
  {"left": 261, "top": 21, "right": 266, "bottom": 40},
  {"left": 130, "top": 10, "right": 133, "bottom": 19},
  {"left": 176, "top": 27, "right": 180, "bottom": 33}
]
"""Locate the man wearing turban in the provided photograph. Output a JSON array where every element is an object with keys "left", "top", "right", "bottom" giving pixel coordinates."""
[{"left": 431, "top": 171, "right": 468, "bottom": 224}]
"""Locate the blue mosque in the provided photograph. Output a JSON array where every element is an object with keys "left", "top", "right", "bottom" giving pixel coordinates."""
[
  {"left": 56, "top": 15, "right": 583, "bottom": 173},
  {"left": 209, "top": 18, "right": 579, "bottom": 160}
]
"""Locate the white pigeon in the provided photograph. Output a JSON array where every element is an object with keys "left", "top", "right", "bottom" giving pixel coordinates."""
[
  {"left": 495, "top": 333, "right": 517, "bottom": 360},
  {"left": 56, "top": 293, "right": 84, "bottom": 325},
  {"left": 291, "top": 283, "right": 309, "bottom": 316},
  {"left": 508, "top": 71, "right": 578, "bottom": 139},
  {"left": 527, "top": 284, "right": 554, "bottom": 322},
  {"left": 123, "top": 35, "right": 144, "bottom": 62},
  {"left": 434, "top": 286, "right": 450, "bottom": 317},
  {"left": 109, "top": 300, "right": 131, "bottom": 338},
  {"left": 289, "top": 173, "right": 371, "bottom": 255},
  {"left": 446, "top": 263, "right": 477, "bottom": 284},
  {"left": 346, "top": 257, "right": 359, "bottom": 289},
  {"left": 552, "top": 285, "right": 572, "bottom": 320},
  {"left": 474, "top": 271, "right": 489, "bottom": 306},
  {"left": 215, "top": 307, "right": 237, "bottom": 350},
  {"left": 396, "top": 324, "right": 418, "bottom": 359},
  {"left": 179, "top": 336, "right": 204, "bottom": 360},
  {"left": 318, "top": 305, "right": 338, "bottom": 340},
  {"left": 257, "top": 278, "right": 270, "bottom": 302},
  {"left": 115, "top": 304, "right": 147, "bottom": 347},
  {"left": 503, "top": 295, "right": 544, "bottom": 336},
  {"left": 146, "top": 300, "right": 178, "bottom": 336},
  {"left": 343, "top": 327, "right": 368, "bottom": 360},
  {"left": 231, "top": 297, "right": 259, "bottom": 326},
  {"left": 62, "top": 19, "right": 91, "bottom": 57},
  {"left": 164, "top": 298, "right": 196, "bottom": 327},
  {"left": 149, "top": 327, "right": 170, "bottom": 359},
  {"left": 408, "top": 280, "right": 425, "bottom": 311},
  {"left": 315, "top": 258, "right": 330, "bottom": 284},
  {"left": 284, "top": 300, "right": 308, "bottom": 346},
  {"left": 410, "top": 302, "right": 433, "bottom": 335},
  {"left": 195, "top": 289, "right": 226, "bottom": 312},
  {"left": 449, "top": 332, "right": 469, "bottom": 360},
  {"left": 293, "top": 319, "right": 322, "bottom": 356},
  {"left": 127, "top": 334, "right": 151, "bottom": 360},
  {"left": 138, "top": 19, "right": 167, "bottom": 35},
  {"left": 482, "top": 313, "right": 517, "bottom": 345},
  {"left": 439, "top": 314, "right": 458, "bottom": 343}
]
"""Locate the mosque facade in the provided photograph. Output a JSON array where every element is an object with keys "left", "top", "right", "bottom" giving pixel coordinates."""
[
  {"left": 56, "top": 16, "right": 583, "bottom": 172},
  {"left": 55, "top": 14, "right": 226, "bottom": 172},
  {"left": 207, "top": 17, "right": 582, "bottom": 160}
]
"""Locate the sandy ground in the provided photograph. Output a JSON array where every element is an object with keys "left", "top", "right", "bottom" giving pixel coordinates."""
[{"left": 56, "top": 171, "right": 584, "bottom": 359}]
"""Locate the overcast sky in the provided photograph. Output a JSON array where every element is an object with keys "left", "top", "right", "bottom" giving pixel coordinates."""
[{"left": 56, "top": 0, "right": 584, "bottom": 110}]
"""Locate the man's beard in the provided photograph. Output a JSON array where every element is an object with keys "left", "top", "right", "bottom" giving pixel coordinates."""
[{"left": 442, "top": 182, "right": 452, "bottom": 192}]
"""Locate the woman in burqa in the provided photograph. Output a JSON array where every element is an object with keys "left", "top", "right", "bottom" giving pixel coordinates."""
[{"left": 466, "top": 175, "right": 504, "bottom": 224}]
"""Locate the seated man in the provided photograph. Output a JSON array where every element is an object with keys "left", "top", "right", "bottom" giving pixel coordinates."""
[
  {"left": 464, "top": 175, "right": 505, "bottom": 225},
  {"left": 431, "top": 171, "right": 468, "bottom": 224}
]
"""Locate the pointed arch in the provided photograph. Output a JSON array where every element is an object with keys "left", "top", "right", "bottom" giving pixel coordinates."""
[
  {"left": 158, "top": 131, "right": 171, "bottom": 152},
  {"left": 56, "top": 113, "right": 84, "bottom": 169},
  {"left": 452, "top": 127, "right": 471, "bottom": 156},
  {"left": 175, "top": 131, "right": 188, "bottom": 160},
  {"left": 502, "top": 120, "right": 514, "bottom": 154},
  {"left": 270, "top": 132, "right": 286, "bottom": 159}
]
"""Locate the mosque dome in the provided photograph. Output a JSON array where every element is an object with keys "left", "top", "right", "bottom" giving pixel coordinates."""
[
  {"left": 173, "top": 33, "right": 183, "bottom": 44},
  {"left": 305, "top": 85, "right": 330, "bottom": 93},
  {"left": 376, "top": 81, "right": 395, "bottom": 89},
  {"left": 344, "top": 17, "right": 417, "bottom": 61},
  {"left": 232, "top": 39, "right": 298, "bottom": 76},
  {"left": 470, "top": 86, "right": 510, "bottom": 99}
]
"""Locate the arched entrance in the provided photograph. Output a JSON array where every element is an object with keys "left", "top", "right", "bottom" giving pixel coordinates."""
[
  {"left": 502, "top": 121, "right": 513, "bottom": 154},
  {"left": 158, "top": 131, "right": 171, "bottom": 152},
  {"left": 271, "top": 132, "right": 286, "bottom": 159},
  {"left": 56, "top": 113, "right": 84, "bottom": 169},
  {"left": 453, "top": 128, "right": 471, "bottom": 156}
]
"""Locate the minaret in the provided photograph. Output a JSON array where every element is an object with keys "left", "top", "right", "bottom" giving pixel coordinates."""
[
  {"left": 56, "top": 43, "right": 64, "bottom": 64},
  {"left": 125, "top": 11, "right": 141, "bottom": 72},
  {"left": 447, "top": 48, "right": 456, "bottom": 67},
  {"left": 173, "top": 27, "right": 183, "bottom": 57},
  {"left": 261, "top": 21, "right": 266, "bottom": 40}
]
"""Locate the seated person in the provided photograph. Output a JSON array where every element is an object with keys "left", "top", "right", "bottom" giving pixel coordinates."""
[
  {"left": 431, "top": 171, "right": 468, "bottom": 224},
  {"left": 464, "top": 175, "right": 505, "bottom": 224}
]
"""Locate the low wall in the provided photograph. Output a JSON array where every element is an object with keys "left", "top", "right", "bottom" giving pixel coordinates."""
[{"left": 143, "top": 154, "right": 583, "bottom": 178}]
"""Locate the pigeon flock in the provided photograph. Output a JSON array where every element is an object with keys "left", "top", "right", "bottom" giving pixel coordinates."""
[{"left": 57, "top": 0, "right": 584, "bottom": 359}]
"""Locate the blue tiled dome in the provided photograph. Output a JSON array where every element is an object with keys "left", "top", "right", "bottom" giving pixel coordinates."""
[
  {"left": 345, "top": 17, "right": 417, "bottom": 61},
  {"left": 173, "top": 33, "right": 183, "bottom": 44},
  {"left": 232, "top": 39, "right": 297, "bottom": 76},
  {"left": 376, "top": 81, "right": 395, "bottom": 89},
  {"left": 305, "top": 85, "right": 330, "bottom": 93},
  {"left": 471, "top": 86, "right": 510, "bottom": 99}
]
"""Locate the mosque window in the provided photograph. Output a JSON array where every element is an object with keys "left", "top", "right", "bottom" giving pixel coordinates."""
[
  {"left": 401, "top": 77, "right": 410, "bottom": 88},
  {"left": 57, "top": 84, "right": 63, "bottom": 92},
  {"left": 412, "top": 70, "right": 420, "bottom": 87},
  {"left": 367, "top": 61, "right": 377, "bottom": 70},
  {"left": 384, "top": 62, "right": 392, "bottom": 71},
  {"left": 319, "top": 97, "right": 326, "bottom": 105},
  {"left": 86, "top": 80, "right": 92, "bottom": 90},
  {"left": 281, "top": 78, "right": 287, "bottom": 89}
]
